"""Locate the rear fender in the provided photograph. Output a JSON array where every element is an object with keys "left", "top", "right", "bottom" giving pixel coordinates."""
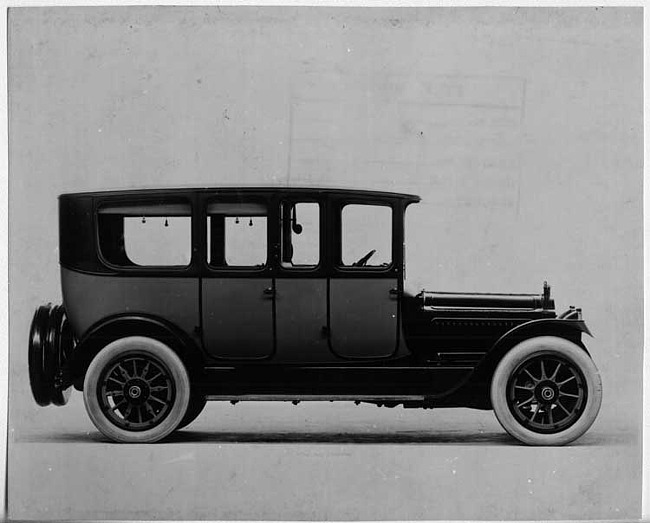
[{"left": 69, "top": 314, "right": 205, "bottom": 389}]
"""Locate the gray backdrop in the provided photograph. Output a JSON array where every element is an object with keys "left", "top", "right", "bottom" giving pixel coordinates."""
[{"left": 8, "top": 6, "right": 643, "bottom": 521}]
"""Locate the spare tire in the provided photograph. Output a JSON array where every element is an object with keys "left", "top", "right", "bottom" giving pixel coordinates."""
[{"left": 28, "top": 304, "right": 74, "bottom": 407}]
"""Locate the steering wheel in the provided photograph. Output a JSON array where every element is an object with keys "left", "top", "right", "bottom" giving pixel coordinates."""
[{"left": 353, "top": 249, "right": 376, "bottom": 267}]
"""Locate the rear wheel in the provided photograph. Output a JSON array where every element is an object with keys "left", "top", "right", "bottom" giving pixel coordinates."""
[
  {"left": 83, "top": 336, "right": 190, "bottom": 443},
  {"left": 490, "top": 336, "right": 602, "bottom": 446}
]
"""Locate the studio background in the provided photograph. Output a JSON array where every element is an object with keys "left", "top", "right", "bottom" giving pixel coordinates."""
[{"left": 8, "top": 6, "right": 643, "bottom": 521}]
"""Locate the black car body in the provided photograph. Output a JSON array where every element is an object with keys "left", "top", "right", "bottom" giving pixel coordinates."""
[{"left": 29, "top": 187, "right": 602, "bottom": 444}]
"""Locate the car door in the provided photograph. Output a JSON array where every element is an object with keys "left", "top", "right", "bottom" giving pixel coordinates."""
[
  {"left": 329, "top": 201, "right": 399, "bottom": 359},
  {"left": 201, "top": 196, "right": 274, "bottom": 359},
  {"left": 273, "top": 199, "right": 332, "bottom": 362}
]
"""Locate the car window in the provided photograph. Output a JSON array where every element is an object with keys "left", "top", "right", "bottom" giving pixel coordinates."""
[
  {"left": 341, "top": 204, "right": 392, "bottom": 267},
  {"left": 207, "top": 201, "right": 268, "bottom": 268},
  {"left": 281, "top": 201, "right": 319, "bottom": 268},
  {"left": 97, "top": 201, "right": 192, "bottom": 267}
]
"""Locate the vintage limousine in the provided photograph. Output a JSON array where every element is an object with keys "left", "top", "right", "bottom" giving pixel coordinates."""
[{"left": 29, "top": 187, "right": 602, "bottom": 444}]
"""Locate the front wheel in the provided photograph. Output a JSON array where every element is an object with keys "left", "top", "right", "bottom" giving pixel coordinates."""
[
  {"left": 490, "top": 336, "right": 602, "bottom": 446},
  {"left": 83, "top": 336, "right": 191, "bottom": 443}
]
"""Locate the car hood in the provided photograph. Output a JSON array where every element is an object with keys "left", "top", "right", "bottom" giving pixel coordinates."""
[{"left": 418, "top": 282, "right": 555, "bottom": 311}]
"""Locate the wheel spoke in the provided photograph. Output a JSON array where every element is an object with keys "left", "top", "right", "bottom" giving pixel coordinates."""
[
  {"left": 540, "top": 360, "right": 547, "bottom": 380},
  {"left": 149, "top": 396, "right": 168, "bottom": 407},
  {"left": 549, "top": 361, "right": 561, "bottom": 381},
  {"left": 147, "top": 371, "right": 162, "bottom": 383},
  {"left": 559, "top": 391, "right": 581, "bottom": 399},
  {"left": 548, "top": 405, "right": 554, "bottom": 425},
  {"left": 117, "top": 364, "right": 131, "bottom": 380},
  {"left": 106, "top": 390, "right": 123, "bottom": 397},
  {"left": 514, "top": 385, "right": 534, "bottom": 391},
  {"left": 524, "top": 369, "right": 539, "bottom": 383},
  {"left": 556, "top": 398, "right": 572, "bottom": 416},
  {"left": 517, "top": 396, "right": 535, "bottom": 408},
  {"left": 140, "top": 361, "right": 151, "bottom": 379},
  {"left": 111, "top": 400, "right": 127, "bottom": 412},
  {"left": 108, "top": 376, "right": 125, "bottom": 386},
  {"left": 150, "top": 385, "right": 169, "bottom": 392},
  {"left": 145, "top": 402, "right": 157, "bottom": 419},
  {"left": 558, "top": 375, "right": 576, "bottom": 387},
  {"left": 530, "top": 404, "right": 541, "bottom": 422}
]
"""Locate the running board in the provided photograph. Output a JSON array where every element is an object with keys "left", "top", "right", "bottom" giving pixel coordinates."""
[{"left": 205, "top": 394, "right": 427, "bottom": 402}]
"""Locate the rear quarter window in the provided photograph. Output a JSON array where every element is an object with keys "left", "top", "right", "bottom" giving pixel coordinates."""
[{"left": 97, "top": 201, "right": 192, "bottom": 267}]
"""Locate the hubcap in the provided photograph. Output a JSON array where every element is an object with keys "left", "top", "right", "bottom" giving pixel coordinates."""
[
  {"left": 507, "top": 354, "right": 587, "bottom": 434},
  {"left": 128, "top": 386, "right": 141, "bottom": 399},
  {"left": 540, "top": 386, "right": 555, "bottom": 401},
  {"left": 98, "top": 353, "right": 175, "bottom": 432}
]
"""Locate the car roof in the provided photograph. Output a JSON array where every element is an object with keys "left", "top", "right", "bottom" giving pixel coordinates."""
[{"left": 59, "top": 185, "right": 421, "bottom": 203}]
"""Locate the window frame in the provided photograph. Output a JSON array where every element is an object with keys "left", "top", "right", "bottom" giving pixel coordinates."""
[
  {"left": 94, "top": 196, "right": 196, "bottom": 275},
  {"left": 202, "top": 194, "right": 273, "bottom": 275},
  {"left": 333, "top": 199, "right": 397, "bottom": 275},
  {"left": 277, "top": 199, "right": 323, "bottom": 273}
]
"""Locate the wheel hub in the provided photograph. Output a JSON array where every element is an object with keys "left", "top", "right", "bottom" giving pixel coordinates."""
[
  {"left": 123, "top": 378, "right": 150, "bottom": 405},
  {"left": 535, "top": 381, "right": 559, "bottom": 403}
]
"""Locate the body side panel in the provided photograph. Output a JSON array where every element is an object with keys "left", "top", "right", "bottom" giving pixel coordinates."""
[{"left": 61, "top": 267, "right": 199, "bottom": 340}]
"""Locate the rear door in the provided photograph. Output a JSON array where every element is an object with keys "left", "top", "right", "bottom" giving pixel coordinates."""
[
  {"left": 201, "top": 196, "right": 274, "bottom": 359},
  {"left": 329, "top": 202, "right": 399, "bottom": 359}
]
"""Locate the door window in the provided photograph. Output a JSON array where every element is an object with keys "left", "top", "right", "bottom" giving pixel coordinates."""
[
  {"left": 207, "top": 201, "right": 268, "bottom": 268},
  {"left": 281, "top": 201, "right": 320, "bottom": 268},
  {"left": 340, "top": 204, "right": 392, "bottom": 267}
]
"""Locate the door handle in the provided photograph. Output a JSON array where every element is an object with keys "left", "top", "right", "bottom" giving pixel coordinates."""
[
  {"left": 263, "top": 286, "right": 275, "bottom": 298},
  {"left": 389, "top": 288, "right": 399, "bottom": 299}
]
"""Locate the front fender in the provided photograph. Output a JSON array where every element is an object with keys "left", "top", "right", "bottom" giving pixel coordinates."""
[
  {"left": 494, "top": 317, "right": 593, "bottom": 346},
  {"left": 457, "top": 318, "right": 593, "bottom": 405}
]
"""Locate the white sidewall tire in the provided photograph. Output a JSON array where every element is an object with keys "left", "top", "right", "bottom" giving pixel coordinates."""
[
  {"left": 83, "top": 336, "right": 191, "bottom": 443},
  {"left": 490, "top": 336, "right": 602, "bottom": 446}
]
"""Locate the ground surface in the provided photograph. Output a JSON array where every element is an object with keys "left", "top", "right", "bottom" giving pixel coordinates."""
[{"left": 9, "top": 396, "right": 640, "bottom": 521}]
